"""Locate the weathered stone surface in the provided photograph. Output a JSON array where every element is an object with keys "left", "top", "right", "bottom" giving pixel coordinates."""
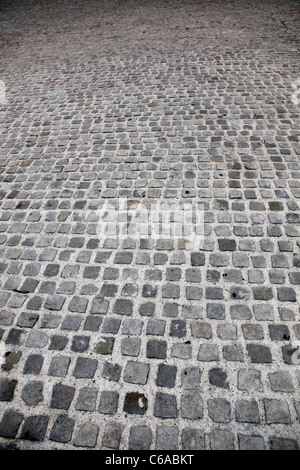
[{"left": 0, "top": 0, "right": 299, "bottom": 451}]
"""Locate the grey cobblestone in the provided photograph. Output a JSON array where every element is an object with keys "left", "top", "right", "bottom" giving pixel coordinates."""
[{"left": 0, "top": 0, "right": 299, "bottom": 451}]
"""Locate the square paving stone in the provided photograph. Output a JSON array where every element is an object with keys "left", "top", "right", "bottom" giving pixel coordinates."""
[
  {"left": 218, "top": 239, "right": 236, "bottom": 251},
  {"left": 68, "top": 296, "right": 88, "bottom": 313},
  {"left": 237, "top": 369, "right": 263, "bottom": 392},
  {"left": 208, "top": 368, "right": 229, "bottom": 389},
  {"left": 163, "top": 302, "right": 179, "bottom": 318},
  {"left": 207, "top": 303, "right": 225, "bottom": 320},
  {"left": 162, "top": 283, "right": 180, "bottom": 299},
  {"left": 102, "top": 361, "right": 122, "bottom": 382},
  {"left": 154, "top": 392, "right": 177, "bottom": 418},
  {"left": 246, "top": 344, "right": 272, "bottom": 363},
  {"left": 48, "top": 356, "right": 70, "bottom": 377},
  {"left": 264, "top": 399, "right": 291, "bottom": 424},
  {"left": 18, "top": 278, "right": 39, "bottom": 294},
  {"left": 23, "top": 354, "right": 44, "bottom": 375},
  {"left": 44, "top": 295, "right": 65, "bottom": 311},
  {"left": 99, "top": 284, "right": 118, "bottom": 297},
  {"left": 114, "top": 252, "right": 133, "bottom": 264},
  {"left": 181, "top": 429, "right": 205, "bottom": 450},
  {"left": 268, "top": 324, "right": 290, "bottom": 341},
  {"left": 83, "top": 266, "right": 101, "bottom": 279},
  {"left": 83, "top": 316, "right": 103, "bottom": 331},
  {"left": 73, "top": 423, "right": 99, "bottom": 448},
  {"left": 25, "top": 330, "right": 49, "bottom": 348},
  {"left": 20, "top": 415, "right": 49, "bottom": 441},
  {"left": 48, "top": 335, "right": 68, "bottom": 350},
  {"left": 238, "top": 434, "right": 266, "bottom": 450},
  {"left": 61, "top": 315, "right": 82, "bottom": 331},
  {"left": 236, "top": 399, "right": 260, "bottom": 423},
  {"left": 123, "top": 392, "right": 148, "bottom": 415},
  {"left": 102, "top": 422, "right": 123, "bottom": 449},
  {"left": 75, "top": 387, "right": 98, "bottom": 412},
  {"left": 73, "top": 357, "right": 98, "bottom": 378},
  {"left": 71, "top": 335, "right": 90, "bottom": 352},
  {"left": 146, "top": 339, "right": 167, "bottom": 359},
  {"left": 208, "top": 398, "right": 231, "bottom": 423},
  {"left": 121, "top": 337, "right": 141, "bottom": 356},
  {"left": 142, "top": 284, "right": 157, "bottom": 298},
  {"left": 156, "top": 426, "right": 179, "bottom": 450},
  {"left": 170, "top": 319, "right": 186, "bottom": 338},
  {"left": 98, "top": 391, "right": 119, "bottom": 415},
  {"left": 210, "top": 429, "right": 235, "bottom": 450},
  {"left": 129, "top": 426, "right": 153, "bottom": 450},
  {"left": 270, "top": 438, "right": 299, "bottom": 451},
  {"left": 95, "top": 337, "right": 115, "bottom": 355},
  {"left": 181, "top": 392, "right": 203, "bottom": 420},
  {"left": 277, "top": 287, "right": 297, "bottom": 302},
  {"left": 50, "top": 384, "right": 75, "bottom": 410},
  {"left": 139, "top": 301, "right": 155, "bottom": 316},
  {"left": 17, "top": 312, "right": 39, "bottom": 328},
  {"left": 0, "top": 378, "right": 17, "bottom": 401},
  {"left": 122, "top": 318, "right": 143, "bottom": 335},
  {"left": 268, "top": 371, "right": 294, "bottom": 392},
  {"left": 191, "top": 252, "right": 205, "bottom": 266},
  {"left": 101, "top": 317, "right": 121, "bottom": 333},
  {"left": 21, "top": 381, "right": 43, "bottom": 406},
  {"left": 146, "top": 318, "right": 166, "bottom": 336},
  {"left": 0, "top": 410, "right": 24, "bottom": 438},
  {"left": 181, "top": 367, "right": 201, "bottom": 390},
  {"left": 156, "top": 364, "right": 177, "bottom": 388},
  {"left": 5, "top": 328, "right": 23, "bottom": 345},
  {"left": 198, "top": 344, "right": 219, "bottom": 362},
  {"left": 124, "top": 361, "right": 150, "bottom": 385},
  {"left": 113, "top": 299, "right": 133, "bottom": 315}
]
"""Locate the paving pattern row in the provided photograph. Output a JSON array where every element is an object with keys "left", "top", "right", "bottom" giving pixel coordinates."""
[{"left": 0, "top": 0, "right": 299, "bottom": 450}]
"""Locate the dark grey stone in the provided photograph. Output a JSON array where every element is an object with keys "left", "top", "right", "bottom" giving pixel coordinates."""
[
  {"left": 129, "top": 426, "right": 152, "bottom": 450},
  {"left": 123, "top": 392, "right": 148, "bottom": 415},
  {"left": 98, "top": 391, "right": 119, "bottom": 414},
  {"left": 156, "top": 363, "right": 177, "bottom": 388},
  {"left": 21, "top": 381, "right": 43, "bottom": 405},
  {"left": 146, "top": 339, "right": 167, "bottom": 359},
  {"left": 102, "top": 361, "right": 122, "bottom": 382},
  {"left": 73, "top": 356, "right": 98, "bottom": 378},
  {"left": 71, "top": 335, "right": 90, "bottom": 352},
  {"left": 191, "top": 252, "right": 205, "bottom": 266},
  {"left": 208, "top": 368, "right": 229, "bottom": 389},
  {"left": 23, "top": 354, "right": 44, "bottom": 375},
  {"left": 154, "top": 392, "right": 177, "bottom": 418},
  {"left": 113, "top": 299, "right": 133, "bottom": 315},
  {"left": 170, "top": 319, "right": 186, "bottom": 338},
  {"left": 50, "top": 414, "right": 75, "bottom": 443},
  {"left": 0, "top": 378, "right": 17, "bottom": 401},
  {"left": 76, "top": 387, "right": 98, "bottom": 412},
  {"left": 268, "top": 324, "right": 290, "bottom": 341},
  {"left": 247, "top": 344, "right": 272, "bottom": 363},
  {"left": 95, "top": 337, "right": 115, "bottom": 355},
  {"left": 182, "top": 428, "right": 205, "bottom": 450},
  {"left": 0, "top": 410, "right": 24, "bottom": 438},
  {"left": 236, "top": 399, "right": 260, "bottom": 423}
]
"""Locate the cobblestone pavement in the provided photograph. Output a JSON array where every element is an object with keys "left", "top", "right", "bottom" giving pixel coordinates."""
[{"left": 0, "top": 0, "right": 299, "bottom": 450}]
